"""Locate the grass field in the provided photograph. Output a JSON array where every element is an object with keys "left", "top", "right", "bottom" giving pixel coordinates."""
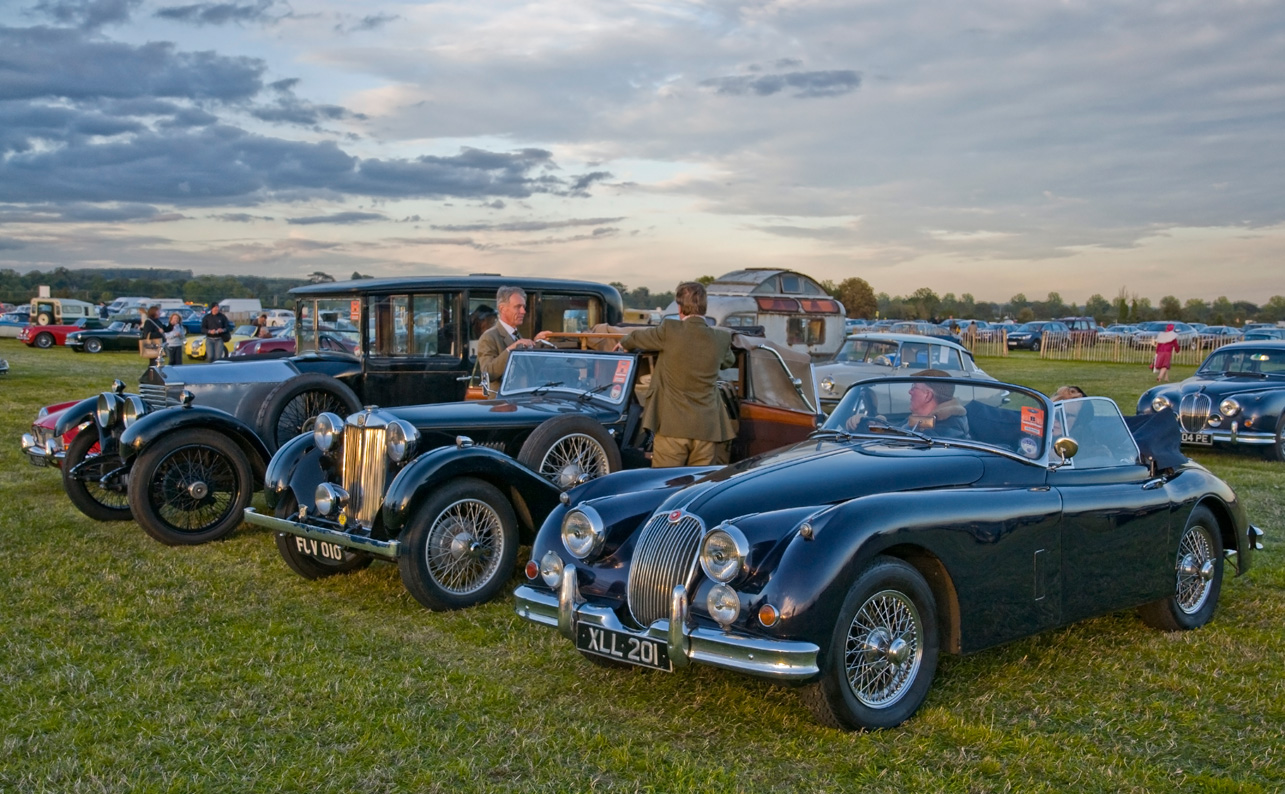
[{"left": 0, "top": 341, "right": 1281, "bottom": 793}]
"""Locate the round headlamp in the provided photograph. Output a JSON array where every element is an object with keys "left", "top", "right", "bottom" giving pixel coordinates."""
[
  {"left": 314, "top": 482, "right": 349, "bottom": 517},
  {"left": 386, "top": 419, "right": 420, "bottom": 463},
  {"left": 706, "top": 583, "right": 741, "bottom": 627},
  {"left": 121, "top": 395, "right": 147, "bottom": 428},
  {"left": 96, "top": 392, "right": 121, "bottom": 427},
  {"left": 313, "top": 412, "right": 344, "bottom": 453},
  {"left": 1219, "top": 398, "right": 1240, "bottom": 417},
  {"left": 561, "top": 506, "right": 605, "bottom": 560},
  {"left": 1150, "top": 395, "right": 1172, "bottom": 413},
  {"left": 539, "top": 550, "right": 565, "bottom": 589},
  {"left": 700, "top": 525, "right": 749, "bottom": 584},
  {"left": 820, "top": 376, "right": 835, "bottom": 394}
]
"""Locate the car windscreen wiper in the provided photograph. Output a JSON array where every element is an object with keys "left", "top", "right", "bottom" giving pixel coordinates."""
[
  {"left": 530, "top": 380, "right": 564, "bottom": 395},
  {"left": 866, "top": 420, "right": 933, "bottom": 443},
  {"left": 576, "top": 383, "right": 614, "bottom": 403}
]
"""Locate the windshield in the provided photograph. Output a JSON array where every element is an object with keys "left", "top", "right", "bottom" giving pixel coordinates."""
[
  {"left": 297, "top": 298, "right": 362, "bottom": 356},
  {"left": 500, "top": 351, "right": 635, "bottom": 404},
  {"left": 832, "top": 338, "right": 899, "bottom": 364},
  {"left": 1052, "top": 397, "right": 1140, "bottom": 469},
  {"left": 1197, "top": 347, "right": 1285, "bottom": 376},
  {"left": 107, "top": 322, "right": 129, "bottom": 331},
  {"left": 823, "top": 377, "right": 1048, "bottom": 459}
]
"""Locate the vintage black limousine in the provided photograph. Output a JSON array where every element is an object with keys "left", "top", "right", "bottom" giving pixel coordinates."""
[
  {"left": 516, "top": 376, "right": 1261, "bottom": 730},
  {"left": 22, "top": 276, "right": 623, "bottom": 544},
  {"left": 242, "top": 330, "right": 821, "bottom": 611}
]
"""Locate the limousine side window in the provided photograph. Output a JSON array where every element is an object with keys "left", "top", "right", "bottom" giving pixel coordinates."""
[{"left": 368, "top": 294, "right": 452, "bottom": 357}]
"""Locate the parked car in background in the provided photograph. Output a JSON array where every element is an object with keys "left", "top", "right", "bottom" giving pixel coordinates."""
[
  {"left": 1098, "top": 324, "right": 1139, "bottom": 343},
  {"left": 18, "top": 316, "right": 110, "bottom": 349},
  {"left": 1138, "top": 340, "right": 1285, "bottom": 460},
  {"left": 33, "top": 276, "right": 626, "bottom": 539},
  {"left": 1242, "top": 328, "right": 1285, "bottom": 341},
  {"left": 233, "top": 323, "right": 296, "bottom": 357},
  {"left": 1056, "top": 316, "right": 1100, "bottom": 345},
  {"left": 1199, "top": 325, "right": 1244, "bottom": 344},
  {"left": 1005, "top": 321, "right": 1070, "bottom": 352},
  {"left": 0, "top": 307, "right": 33, "bottom": 338},
  {"left": 888, "top": 321, "right": 958, "bottom": 341},
  {"left": 813, "top": 333, "right": 993, "bottom": 413},
  {"left": 65, "top": 320, "right": 142, "bottom": 354},
  {"left": 517, "top": 377, "right": 1259, "bottom": 729},
  {"left": 184, "top": 324, "right": 259, "bottom": 360},
  {"left": 28, "top": 297, "right": 97, "bottom": 326},
  {"left": 1131, "top": 321, "right": 1199, "bottom": 349},
  {"left": 244, "top": 331, "right": 819, "bottom": 610}
]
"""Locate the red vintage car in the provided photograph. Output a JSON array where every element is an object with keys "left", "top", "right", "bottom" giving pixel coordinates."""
[{"left": 18, "top": 317, "right": 110, "bottom": 349}]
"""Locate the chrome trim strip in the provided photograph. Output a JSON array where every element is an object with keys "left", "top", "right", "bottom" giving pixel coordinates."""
[
  {"left": 514, "top": 583, "right": 821, "bottom": 680},
  {"left": 243, "top": 507, "right": 400, "bottom": 559},
  {"left": 1184, "top": 430, "right": 1275, "bottom": 446}
]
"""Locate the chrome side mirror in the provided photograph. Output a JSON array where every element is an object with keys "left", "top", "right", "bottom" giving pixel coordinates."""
[{"left": 1053, "top": 437, "right": 1078, "bottom": 462}]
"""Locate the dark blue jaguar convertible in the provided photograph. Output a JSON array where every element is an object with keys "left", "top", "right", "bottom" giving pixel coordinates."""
[{"left": 515, "top": 375, "right": 1262, "bottom": 730}]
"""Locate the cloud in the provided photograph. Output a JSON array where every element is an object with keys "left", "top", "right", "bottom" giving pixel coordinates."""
[
  {"left": 335, "top": 13, "right": 399, "bottom": 34},
  {"left": 287, "top": 211, "right": 385, "bottom": 225},
  {"left": 699, "top": 70, "right": 862, "bottom": 99},
  {"left": 0, "top": 202, "right": 177, "bottom": 223},
  {"left": 428, "top": 218, "right": 626, "bottom": 233},
  {"left": 0, "top": 26, "right": 265, "bottom": 102},
  {"left": 0, "top": 238, "right": 26, "bottom": 251},
  {"left": 152, "top": 0, "right": 286, "bottom": 26},
  {"left": 211, "top": 212, "right": 274, "bottom": 222},
  {"left": 31, "top": 0, "right": 140, "bottom": 29}
]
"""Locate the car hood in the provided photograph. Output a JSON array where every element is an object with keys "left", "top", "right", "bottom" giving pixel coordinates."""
[
  {"left": 145, "top": 358, "right": 302, "bottom": 386},
  {"left": 385, "top": 396, "right": 618, "bottom": 433},
  {"left": 1175, "top": 373, "right": 1285, "bottom": 398},
  {"left": 658, "top": 437, "right": 986, "bottom": 528}
]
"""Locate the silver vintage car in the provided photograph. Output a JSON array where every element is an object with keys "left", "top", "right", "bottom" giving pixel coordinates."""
[{"left": 814, "top": 332, "right": 994, "bottom": 413}]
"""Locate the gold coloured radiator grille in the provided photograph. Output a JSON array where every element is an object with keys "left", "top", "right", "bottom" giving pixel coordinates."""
[
  {"left": 626, "top": 510, "right": 705, "bottom": 627},
  {"left": 341, "top": 420, "right": 388, "bottom": 529}
]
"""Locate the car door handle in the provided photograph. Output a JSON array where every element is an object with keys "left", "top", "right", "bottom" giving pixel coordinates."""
[{"left": 1142, "top": 478, "right": 1166, "bottom": 490}]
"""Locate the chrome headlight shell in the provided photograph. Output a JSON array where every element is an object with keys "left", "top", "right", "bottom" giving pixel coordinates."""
[
  {"left": 1150, "top": 395, "right": 1172, "bottom": 413},
  {"left": 96, "top": 392, "right": 121, "bottom": 427},
  {"left": 314, "top": 482, "right": 349, "bottom": 517},
  {"left": 1219, "top": 398, "right": 1241, "bottom": 417},
  {"left": 539, "top": 550, "right": 565, "bottom": 589},
  {"left": 819, "top": 376, "right": 835, "bottom": 394},
  {"left": 561, "top": 505, "right": 605, "bottom": 560},
  {"left": 706, "top": 583, "right": 741, "bottom": 628},
  {"left": 700, "top": 524, "right": 749, "bottom": 584},
  {"left": 385, "top": 419, "right": 420, "bottom": 464},
  {"left": 313, "top": 411, "right": 344, "bottom": 453},
  {"left": 121, "top": 395, "right": 147, "bottom": 428}
]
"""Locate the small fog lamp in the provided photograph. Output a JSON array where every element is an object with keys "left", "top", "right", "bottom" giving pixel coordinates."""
[
  {"left": 706, "top": 584, "right": 741, "bottom": 627},
  {"left": 539, "top": 550, "right": 565, "bottom": 589}
]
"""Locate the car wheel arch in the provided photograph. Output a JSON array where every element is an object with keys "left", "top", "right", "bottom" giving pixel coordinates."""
[
  {"left": 833, "top": 543, "right": 962, "bottom": 657},
  {"left": 1192, "top": 497, "right": 1236, "bottom": 569}
]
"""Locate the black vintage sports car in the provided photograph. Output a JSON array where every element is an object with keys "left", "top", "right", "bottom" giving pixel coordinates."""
[
  {"left": 1138, "top": 339, "right": 1285, "bottom": 460},
  {"left": 242, "top": 332, "right": 820, "bottom": 611},
  {"left": 515, "top": 376, "right": 1261, "bottom": 730},
  {"left": 65, "top": 320, "right": 141, "bottom": 353}
]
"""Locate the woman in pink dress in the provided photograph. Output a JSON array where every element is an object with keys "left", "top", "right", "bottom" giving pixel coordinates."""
[{"left": 1153, "top": 324, "right": 1180, "bottom": 382}]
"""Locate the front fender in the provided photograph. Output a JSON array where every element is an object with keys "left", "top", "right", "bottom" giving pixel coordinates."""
[
  {"left": 382, "top": 445, "right": 561, "bottom": 540},
  {"left": 120, "top": 405, "right": 272, "bottom": 480},
  {"left": 53, "top": 397, "right": 99, "bottom": 437},
  {"left": 263, "top": 432, "right": 324, "bottom": 511}
]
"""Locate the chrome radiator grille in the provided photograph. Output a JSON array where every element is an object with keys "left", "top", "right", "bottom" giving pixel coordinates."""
[
  {"left": 627, "top": 510, "right": 705, "bottom": 627},
  {"left": 139, "top": 382, "right": 183, "bottom": 410},
  {"left": 1179, "top": 393, "right": 1213, "bottom": 433},
  {"left": 341, "top": 420, "right": 388, "bottom": 529}
]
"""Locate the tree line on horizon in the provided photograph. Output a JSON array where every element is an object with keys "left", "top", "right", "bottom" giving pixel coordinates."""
[{"left": 4, "top": 267, "right": 1282, "bottom": 327}]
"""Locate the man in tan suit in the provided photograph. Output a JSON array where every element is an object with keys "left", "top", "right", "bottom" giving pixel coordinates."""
[
  {"left": 621, "top": 282, "right": 736, "bottom": 467},
  {"left": 476, "top": 286, "right": 551, "bottom": 386}
]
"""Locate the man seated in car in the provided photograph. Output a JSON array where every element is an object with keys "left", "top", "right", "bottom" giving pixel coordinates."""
[{"left": 846, "top": 369, "right": 970, "bottom": 439}]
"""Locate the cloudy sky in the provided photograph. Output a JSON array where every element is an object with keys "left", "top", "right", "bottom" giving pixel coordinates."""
[{"left": 1, "top": 0, "right": 1282, "bottom": 303}]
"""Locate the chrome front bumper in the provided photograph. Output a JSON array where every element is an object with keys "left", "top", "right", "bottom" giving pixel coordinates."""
[
  {"left": 20, "top": 433, "right": 63, "bottom": 468},
  {"left": 243, "top": 507, "right": 402, "bottom": 560},
  {"left": 514, "top": 564, "right": 820, "bottom": 681},
  {"left": 1185, "top": 428, "right": 1276, "bottom": 446}
]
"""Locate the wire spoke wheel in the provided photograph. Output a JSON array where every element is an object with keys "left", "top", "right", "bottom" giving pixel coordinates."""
[
  {"left": 275, "top": 390, "right": 350, "bottom": 446},
  {"left": 78, "top": 454, "right": 130, "bottom": 511},
  {"left": 424, "top": 498, "right": 505, "bottom": 596},
  {"left": 537, "top": 433, "right": 612, "bottom": 489},
  {"left": 844, "top": 589, "right": 924, "bottom": 709},
  {"left": 148, "top": 444, "right": 239, "bottom": 533},
  {"left": 1175, "top": 523, "right": 1216, "bottom": 615}
]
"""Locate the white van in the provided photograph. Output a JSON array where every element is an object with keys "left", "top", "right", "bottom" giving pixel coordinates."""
[{"left": 218, "top": 298, "right": 264, "bottom": 324}]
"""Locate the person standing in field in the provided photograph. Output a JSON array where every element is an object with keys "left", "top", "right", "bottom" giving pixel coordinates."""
[{"left": 1153, "top": 324, "right": 1180, "bottom": 383}]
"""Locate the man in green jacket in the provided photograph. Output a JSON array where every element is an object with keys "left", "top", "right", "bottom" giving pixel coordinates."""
[{"left": 621, "top": 282, "right": 736, "bottom": 467}]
